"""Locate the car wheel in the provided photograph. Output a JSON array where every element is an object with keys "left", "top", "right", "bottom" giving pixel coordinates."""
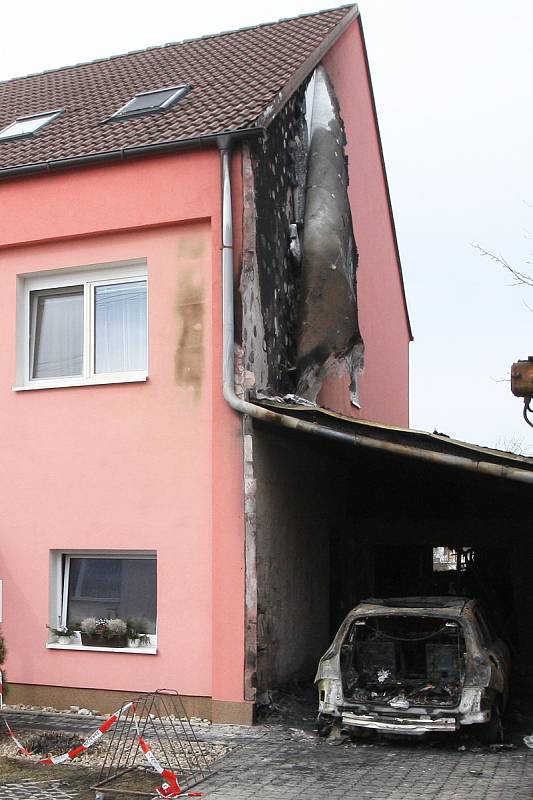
[{"left": 476, "top": 701, "right": 504, "bottom": 745}]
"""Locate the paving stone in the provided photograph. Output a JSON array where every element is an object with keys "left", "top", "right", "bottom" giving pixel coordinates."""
[
  {"left": 0, "top": 780, "right": 79, "bottom": 799},
  {"left": 1, "top": 711, "right": 533, "bottom": 798}
]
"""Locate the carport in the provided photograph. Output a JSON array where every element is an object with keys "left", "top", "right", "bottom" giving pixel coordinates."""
[{"left": 242, "top": 402, "right": 533, "bottom": 700}]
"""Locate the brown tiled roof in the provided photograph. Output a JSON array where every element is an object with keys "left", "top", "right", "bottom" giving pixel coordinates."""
[{"left": 0, "top": 5, "right": 356, "bottom": 173}]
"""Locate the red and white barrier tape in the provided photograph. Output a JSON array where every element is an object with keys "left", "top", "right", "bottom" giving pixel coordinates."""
[
  {"left": 4, "top": 719, "right": 32, "bottom": 756},
  {"left": 40, "top": 700, "right": 135, "bottom": 765},
  {"left": 3, "top": 699, "right": 204, "bottom": 798},
  {"left": 3, "top": 701, "right": 134, "bottom": 764},
  {"left": 133, "top": 709, "right": 191, "bottom": 798}
]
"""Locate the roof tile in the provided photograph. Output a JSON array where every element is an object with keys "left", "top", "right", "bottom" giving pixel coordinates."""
[{"left": 0, "top": 5, "right": 355, "bottom": 171}]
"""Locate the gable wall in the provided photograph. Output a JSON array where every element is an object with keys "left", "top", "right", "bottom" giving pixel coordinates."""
[{"left": 321, "top": 18, "right": 411, "bottom": 424}]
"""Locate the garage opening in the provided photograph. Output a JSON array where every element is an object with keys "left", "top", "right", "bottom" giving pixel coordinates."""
[{"left": 250, "top": 422, "right": 533, "bottom": 704}]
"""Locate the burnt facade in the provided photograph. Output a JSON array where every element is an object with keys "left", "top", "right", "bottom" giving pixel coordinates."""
[{"left": 240, "top": 66, "right": 363, "bottom": 402}]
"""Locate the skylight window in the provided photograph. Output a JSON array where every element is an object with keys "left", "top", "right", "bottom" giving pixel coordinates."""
[
  {"left": 111, "top": 85, "right": 189, "bottom": 119},
  {"left": 0, "top": 109, "right": 63, "bottom": 141}
]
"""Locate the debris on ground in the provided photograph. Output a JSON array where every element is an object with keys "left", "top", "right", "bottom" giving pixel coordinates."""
[
  {"left": 489, "top": 742, "right": 516, "bottom": 752},
  {"left": 286, "top": 727, "right": 317, "bottom": 744}
]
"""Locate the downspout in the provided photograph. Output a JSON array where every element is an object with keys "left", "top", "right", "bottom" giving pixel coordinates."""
[
  {"left": 218, "top": 141, "right": 533, "bottom": 486},
  {"left": 219, "top": 137, "right": 355, "bottom": 449}
]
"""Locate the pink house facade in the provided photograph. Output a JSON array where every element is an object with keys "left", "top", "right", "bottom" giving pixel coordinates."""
[{"left": 0, "top": 6, "right": 410, "bottom": 723}]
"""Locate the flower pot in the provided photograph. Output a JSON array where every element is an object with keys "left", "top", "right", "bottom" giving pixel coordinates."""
[
  {"left": 57, "top": 635, "right": 72, "bottom": 645},
  {"left": 81, "top": 633, "right": 127, "bottom": 648},
  {"left": 128, "top": 638, "right": 140, "bottom": 648}
]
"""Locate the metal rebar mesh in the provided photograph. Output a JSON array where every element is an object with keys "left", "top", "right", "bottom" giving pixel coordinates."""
[{"left": 93, "top": 690, "right": 216, "bottom": 797}]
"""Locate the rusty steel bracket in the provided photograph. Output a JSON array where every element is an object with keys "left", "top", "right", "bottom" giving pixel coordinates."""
[
  {"left": 510, "top": 358, "right": 533, "bottom": 428},
  {"left": 523, "top": 398, "right": 533, "bottom": 429},
  {"left": 511, "top": 357, "right": 533, "bottom": 398}
]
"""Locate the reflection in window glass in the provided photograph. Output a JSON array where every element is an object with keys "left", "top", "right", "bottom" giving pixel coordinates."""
[
  {"left": 31, "top": 288, "right": 84, "bottom": 379},
  {"left": 94, "top": 281, "right": 147, "bottom": 374},
  {"left": 66, "top": 557, "right": 156, "bottom": 633},
  {"left": 113, "top": 86, "right": 187, "bottom": 118},
  {"left": 0, "top": 111, "right": 61, "bottom": 140},
  {"left": 121, "top": 89, "right": 177, "bottom": 113}
]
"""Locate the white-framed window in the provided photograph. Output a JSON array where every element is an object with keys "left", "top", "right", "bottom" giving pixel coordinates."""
[
  {"left": 110, "top": 86, "right": 189, "bottom": 120},
  {"left": 15, "top": 259, "right": 148, "bottom": 390},
  {"left": 49, "top": 550, "right": 157, "bottom": 653},
  {"left": 0, "top": 109, "right": 63, "bottom": 141}
]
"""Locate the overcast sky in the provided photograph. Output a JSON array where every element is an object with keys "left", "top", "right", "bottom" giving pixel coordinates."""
[{"left": 1, "top": 0, "right": 532, "bottom": 452}]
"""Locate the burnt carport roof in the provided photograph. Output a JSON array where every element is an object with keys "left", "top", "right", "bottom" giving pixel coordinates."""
[
  {"left": 254, "top": 398, "right": 533, "bottom": 482},
  {"left": 0, "top": 5, "right": 357, "bottom": 176},
  {"left": 361, "top": 597, "right": 470, "bottom": 609}
]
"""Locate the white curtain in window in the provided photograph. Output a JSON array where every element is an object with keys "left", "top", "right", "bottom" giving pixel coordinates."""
[
  {"left": 94, "top": 281, "right": 147, "bottom": 374},
  {"left": 31, "top": 289, "right": 84, "bottom": 379}
]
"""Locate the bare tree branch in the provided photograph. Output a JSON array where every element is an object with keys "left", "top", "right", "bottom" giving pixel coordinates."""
[{"left": 471, "top": 243, "right": 533, "bottom": 288}]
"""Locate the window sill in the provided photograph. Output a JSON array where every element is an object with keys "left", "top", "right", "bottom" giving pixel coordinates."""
[
  {"left": 13, "top": 373, "right": 148, "bottom": 391},
  {"left": 46, "top": 642, "right": 157, "bottom": 655}
]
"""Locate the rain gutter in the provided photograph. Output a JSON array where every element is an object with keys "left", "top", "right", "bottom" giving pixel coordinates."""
[
  {"left": 0, "top": 127, "right": 263, "bottom": 180},
  {"left": 218, "top": 139, "right": 533, "bottom": 487}
]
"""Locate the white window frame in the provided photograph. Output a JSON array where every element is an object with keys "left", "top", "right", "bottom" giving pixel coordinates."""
[
  {"left": 14, "top": 258, "right": 148, "bottom": 391},
  {"left": 0, "top": 109, "right": 63, "bottom": 141},
  {"left": 48, "top": 550, "right": 157, "bottom": 654}
]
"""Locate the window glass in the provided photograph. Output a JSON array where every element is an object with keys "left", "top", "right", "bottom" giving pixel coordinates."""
[
  {"left": 31, "top": 288, "right": 84, "bottom": 378},
  {"left": 114, "top": 87, "right": 186, "bottom": 118},
  {"left": 0, "top": 111, "right": 60, "bottom": 140},
  {"left": 94, "top": 281, "right": 147, "bottom": 373},
  {"left": 66, "top": 557, "right": 156, "bottom": 634},
  {"left": 23, "top": 263, "right": 148, "bottom": 387},
  {"left": 123, "top": 89, "right": 177, "bottom": 113}
]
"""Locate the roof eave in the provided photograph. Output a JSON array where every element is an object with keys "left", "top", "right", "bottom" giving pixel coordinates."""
[
  {"left": 253, "top": 397, "right": 533, "bottom": 478},
  {"left": 0, "top": 126, "right": 265, "bottom": 181},
  {"left": 254, "top": 4, "right": 359, "bottom": 129}
]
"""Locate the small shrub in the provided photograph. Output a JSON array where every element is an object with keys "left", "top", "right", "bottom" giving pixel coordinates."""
[
  {"left": 106, "top": 619, "right": 127, "bottom": 637},
  {"left": 0, "top": 626, "right": 7, "bottom": 700},
  {"left": 80, "top": 617, "right": 98, "bottom": 635}
]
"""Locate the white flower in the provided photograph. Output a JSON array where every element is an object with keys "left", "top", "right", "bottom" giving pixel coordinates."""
[
  {"left": 107, "top": 618, "right": 127, "bottom": 636},
  {"left": 81, "top": 617, "right": 98, "bottom": 635}
]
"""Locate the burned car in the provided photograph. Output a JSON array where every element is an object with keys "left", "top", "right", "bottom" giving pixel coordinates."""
[{"left": 316, "top": 597, "right": 509, "bottom": 741}]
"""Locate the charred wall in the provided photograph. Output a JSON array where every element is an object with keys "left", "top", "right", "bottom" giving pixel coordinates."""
[
  {"left": 252, "top": 424, "right": 349, "bottom": 691},
  {"left": 240, "top": 66, "right": 363, "bottom": 401},
  {"left": 241, "top": 87, "right": 307, "bottom": 396},
  {"left": 296, "top": 66, "right": 363, "bottom": 401}
]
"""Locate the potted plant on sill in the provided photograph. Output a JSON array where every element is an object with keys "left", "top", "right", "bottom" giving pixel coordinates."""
[
  {"left": 46, "top": 623, "right": 78, "bottom": 645},
  {"left": 80, "top": 618, "right": 128, "bottom": 648},
  {"left": 126, "top": 618, "right": 151, "bottom": 649}
]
